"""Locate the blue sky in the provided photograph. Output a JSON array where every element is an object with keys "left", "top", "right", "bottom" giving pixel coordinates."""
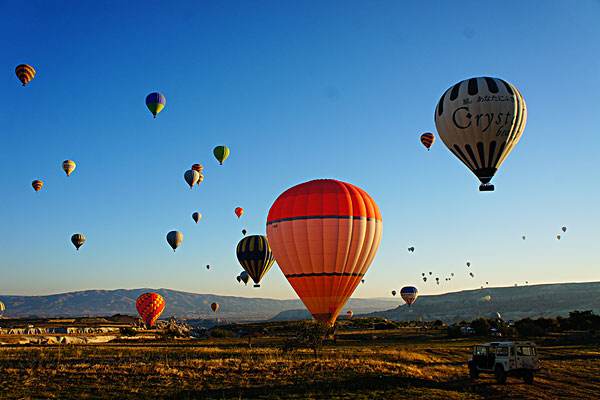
[{"left": 1, "top": 1, "right": 599, "bottom": 298}]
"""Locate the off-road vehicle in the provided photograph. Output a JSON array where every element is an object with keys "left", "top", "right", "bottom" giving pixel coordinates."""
[{"left": 468, "top": 341, "right": 539, "bottom": 384}]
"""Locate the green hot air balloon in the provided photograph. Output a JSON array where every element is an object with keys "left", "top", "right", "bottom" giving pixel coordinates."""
[
  {"left": 213, "top": 145, "right": 230, "bottom": 165},
  {"left": 236, "top": 235, "right": 275, "bottom": 287},
  {"left": 166, "top": 231, "right": 183, "bottom": 252}
]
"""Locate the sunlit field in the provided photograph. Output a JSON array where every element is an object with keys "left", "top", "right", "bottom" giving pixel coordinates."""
[{"left": 1, "top": 324, "right": 598, "bottom": 399}]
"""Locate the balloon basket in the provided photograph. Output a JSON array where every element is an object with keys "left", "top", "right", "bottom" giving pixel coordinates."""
[
  {"left": 479, "top": 184, "right": 495, "bottom": 192},
  {"left": 253, "top": 284, "right": 260, "bottom": 288}
]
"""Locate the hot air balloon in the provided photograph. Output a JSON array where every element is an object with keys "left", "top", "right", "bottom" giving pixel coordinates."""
[
  {"left": 15, "top": 64, "right": 36, "bottom": 86},
  {"left": 191, "top": 164, "right": 203, "bottom": 173},
  {"left": 242, "top": 229, "right": 247, "bottom": 236},
  {"left": 485, "top": 281, "right": 489, "bottom": 285},
  {"left": 71, "top": 233, "right": 86, "bottom": 250},
  {"left": 235, "top": 207, "right": 244, "bottom": 218},
  {"left": 400, "top": 286, "right": 418, "bottom": 306},
  {"left": 391, "top": 290, "right": 397, "bottom": 297},
  {"left": 32, "top": 180, "right": 43, "bottom": 192},
  {"left": 361, "top": 279, "right": 365, "bottom": 284},
  {"left": 211, "top": 302, "right": 219, "bottom": 313},
  {"left": 525, "top": 281, "right": 529, "bottom": 284},
  {"left": 166, "top": 231, "right": 183, "bottom": 251},
  {"left": 421, "top": 272, "right": 425, "bottom": 276},
  {"left": 420, "top": 132, "right": 435, "bottom": 150},
  {"left": 236, "top": 235, "right": 276, "bottom": 288},
  {"left": 522, "top": 235, "right": 526, "bottom": 240},
  {"left": 184, "top": 170, "right": 200, "bottom": 189},
  {"left": 266, "top": 179, "right": 382, "bottom": 326},
  {"left": 422, "top": 277, "right": 427, "bottom": 282},
  {"left": 62, "top": 160, "right": 76, "bottom": 176},
  {"left": 136, "top": 292, "right": 165, "bottom": 327},
  {"left": 346, "top": 310, "right": 353, "bottom": 319},
  {"left": 435, "top": 277, "right": 440, "bottom": 285},
  {"left": 480, "top": 295, "right": 492, "bottom": 302},
  {"left": 145, "top": 92, "right": 166, "bottom": 118},
  {"left": 429, "top": 272, "right": 432, "bottom": 276},
  {"left": 451, "top": 273, "right": 455, "bottom": 277},
  {"left": 466, "top": 261, "right": 471, "bottom": 267},
  {"left": 0, "top": 301, "right": 5, "bottom": 317},
  {"left": 192, "top": 212, "right": 201, "bottom": 223},
  {"left": 469, "top": 272, "right": 475, "bottom": 278},
  {"left": 434, "top": 77, "right": 527, "bottom": 191},
  {"left": 236, "top": 275, "right": 241, "bottom": 283},
  {"left": 562, "top": 226, "right": 567, "bottom": 233},
  {"left": 408, "top": 246, "right": 415, "bottom": 252},
  {"left": 240, "top": 271, "right": 250, "bottom": 285},
  {"left": 556, "top": 235, "right": 561, "bottom": 240},
  {"left": 213, "top": 146, "right": 230, "bottom": 165},
  {"left": 206, "top": 264, "right": 210, "bottom": 270}
]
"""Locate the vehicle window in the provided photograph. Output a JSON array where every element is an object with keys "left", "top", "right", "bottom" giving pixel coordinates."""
[
  {"left": 475, "top": 346, "right": 487, "bottom": 356},
  {"left": 518, "top": 346, "right": 532, "bottom": 356},
  {"left": 495, "top": 347, "right": 508, "bottom": 356}
]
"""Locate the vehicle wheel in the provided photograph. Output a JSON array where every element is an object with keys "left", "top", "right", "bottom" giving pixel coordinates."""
[
  {"left": 495, "top": 365, "right": 507, "bottom": 384},
  {"left": 468, "top": 363, "right": 479, "bottom": 379},
  {"left": 523, "top": 371, "right": 534, "bottom": 384}
]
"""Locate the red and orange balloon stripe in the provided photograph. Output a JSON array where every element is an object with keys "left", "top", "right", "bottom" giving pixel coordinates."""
[
  {"left": 420, "top": 132, "right": 435, "bottom": 150},
  {"left": 15, "top": 64, "right": 36, "bottom": 86},
  {"left": 266, "top": 179, "right": 382, "bottom": 325}
]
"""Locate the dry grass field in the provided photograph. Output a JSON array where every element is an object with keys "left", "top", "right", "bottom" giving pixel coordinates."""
[{"left": 0, "top": 326, "right": 598, "bottom": 399}]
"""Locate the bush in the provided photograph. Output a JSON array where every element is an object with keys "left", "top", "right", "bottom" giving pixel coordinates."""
[
  {"left": 209, "top": 328, "right": 237, "bottom": 338},
  {"left": 515, "top": 318, "right": 545, "bottom": 337},
  {"left": 470, "top": 318, "right": 491, "bottom": 335},
  {"left": 281, "top": 320, "right": 331, "bottom": 358}
]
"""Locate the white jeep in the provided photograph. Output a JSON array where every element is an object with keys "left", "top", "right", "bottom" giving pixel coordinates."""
[{"left": 468, "top": 341, "right": 539, "bottom": 384}]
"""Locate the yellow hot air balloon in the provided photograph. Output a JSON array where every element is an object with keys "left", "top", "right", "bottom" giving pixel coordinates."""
[
  {"left": 267, "top": 179, "right": 382, "bottom": 326},
  {"left": 62, "top": 160, "right": 76, "bottom": 176},
  {"left": 71, "top": 233, "right": 86, "bottom": 250},
  {"left": 435, "top": 77, "right": 527, "bottom": 191},
  {"left": 32, "top": 180, "right": 44, "bottom": 192}
]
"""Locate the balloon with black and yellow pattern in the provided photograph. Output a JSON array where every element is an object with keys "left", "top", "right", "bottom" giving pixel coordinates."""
[
  {"left": 236, "top": 235, "right": 276, "bottom": 288},
  {"left": 15, "top": 64, "right": 36, "bottom": 86},
  {"left": 434, "top": 77, "right": 527, "bottom": 191}
]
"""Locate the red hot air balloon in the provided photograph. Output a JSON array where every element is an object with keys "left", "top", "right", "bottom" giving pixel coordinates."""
[
  {"left": 136, "top": 292, "right": 165, "bottom": 327},
  {"left": 266, "top": 179, "right": 382, "bottom": 326},
  {"left": 235, "top": 207, "right": 244, "bottom": 218}
]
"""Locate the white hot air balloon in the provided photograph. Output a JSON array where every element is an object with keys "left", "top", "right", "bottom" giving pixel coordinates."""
[{"left": 435, "top": 77, "right": 527, "bottom": 191}]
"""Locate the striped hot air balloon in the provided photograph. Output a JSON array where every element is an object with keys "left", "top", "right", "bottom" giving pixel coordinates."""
[
  {"left": 420, "top": 132, "right": 435, "bottom": 150},
  {"left": 0, "top": 301, "right": 5, "bottom": 317},
  {"left": 136, "top": 292, "right": 165, "bottom": 327},
  {"left": 71, "top": 233, "right": 86, "bottom": 250},
  {"left": 15, "top": 64, "right": 36, "bottom": 86},
  {"left": 400, "top": 286, "right": 418, "bottom": 306},
  {"left": 236, "top": 235, "right": 276, "bottom": 287},
  {"left": 435, "top": 77, "right": 527, "bottom": 191},
  {"left": 211, "top": 302, "right": 219, "bottom": 313},
  {"left": 266, "top": 179, "right": 382, "bottom": 326},
  {"left": 32, "top": 180, "right": 43, "bottom": 192},
  {"left": 62, "top": 160, "right": 76, "bottom": 176},
  {"left": 145, "top": 92, "right": 166, "bottom": 118}
]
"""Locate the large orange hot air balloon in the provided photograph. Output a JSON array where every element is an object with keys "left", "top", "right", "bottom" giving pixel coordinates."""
[
  {"left": 235, "top": 207, "right": 244, "bottom": 218},
  {"left": 136, "top": 292, "right": 165, "bottom": 327},
  {"left": 266, "top": 179, "right": 382, "bottom": 326}
]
